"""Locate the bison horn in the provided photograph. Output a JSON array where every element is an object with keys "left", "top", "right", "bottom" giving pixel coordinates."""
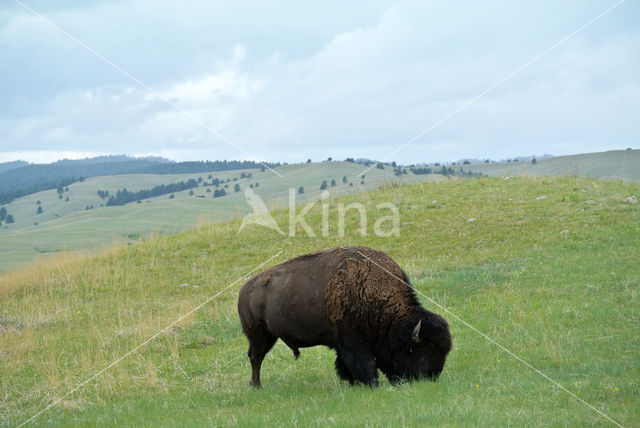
[{"left": 412, "top": 320, "right": 422, "bottom": 342}]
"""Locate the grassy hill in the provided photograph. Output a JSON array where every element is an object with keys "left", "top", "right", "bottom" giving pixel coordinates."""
[
  {"left": 1, "top": 176, "right": 638, "bottom": 426},
  {"left": 463, "top": 149, "right": 640, "bottom": 181},
  {"left": 0, "top": 162, "right": 443, "bottom": 271}
]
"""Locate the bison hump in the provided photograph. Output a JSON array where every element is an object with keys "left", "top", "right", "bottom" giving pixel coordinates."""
[{"left": 324, "top": 255, "right": 417, "bottom": 325}]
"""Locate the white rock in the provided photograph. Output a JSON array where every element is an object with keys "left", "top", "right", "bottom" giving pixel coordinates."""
[
  {"left": 624, "top": 196, "right": 638, "bottom": 204},
  {"left": 536, "top": 195, "right": 548, "bottom": 200}
]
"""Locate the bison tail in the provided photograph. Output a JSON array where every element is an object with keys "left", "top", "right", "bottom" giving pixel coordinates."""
[{"left": 293, "top": 348, "right": 300, "bottom": 359}]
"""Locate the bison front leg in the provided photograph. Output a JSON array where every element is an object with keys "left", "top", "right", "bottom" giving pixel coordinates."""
[
  {"left": 247, "top": 331, "right": 277, "bottom": 388},
  {"left": 336, "top": 345, "right": 379, "bottom": 387},
  {"left": 334, "top": 351, "right": 355, "bottom": 385}
]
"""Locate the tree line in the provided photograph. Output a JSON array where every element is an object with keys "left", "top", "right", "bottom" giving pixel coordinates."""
[
  {"left": 409, "top": 166, "right": 483, "bottom": 177},
  {"left": 0, "top": 206, "right": 15, "bottom": 225},
  {"left": 0, "top": 176, "right": 79, "bottom": 205},
  {"left": 102, "top": 179, "right": 199, "bottom": 206},
  {"left": 136, "top": 160, "right": 278, "bottom": 174}
]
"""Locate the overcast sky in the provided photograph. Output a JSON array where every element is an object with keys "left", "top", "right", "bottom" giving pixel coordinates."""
[{"left": 1, "top": 0, "right": 638, "bottom": 165}]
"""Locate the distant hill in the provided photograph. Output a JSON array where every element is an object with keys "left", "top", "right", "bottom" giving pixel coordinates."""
[
  {"left": 50, "top": 155, "right": 171, "bottom": 165},
  {"left": 462, "top": 149, "right": 639, "bottom": 181},
  {"left": 0, "top": 156, "right": 279, "bottom": 205},
  {"left": 0, "top": 160, "right": 29, "bottom": 173},
  {"left": 0, "top": 156, "right": 170, "bottom": 204},
  {"left": 0, "top": 161, "right": 446, "bottom": 271},
  {"left": 132, "top": 160, "right": 281, "bottom": 174}
]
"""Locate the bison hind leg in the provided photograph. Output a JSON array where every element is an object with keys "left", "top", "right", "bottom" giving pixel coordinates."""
[
  {"left": 246, "top": 329, "right": 277, "bottom": 388},
  {"left": 293, "top": 348, "right": 300, "bottom": 359}
]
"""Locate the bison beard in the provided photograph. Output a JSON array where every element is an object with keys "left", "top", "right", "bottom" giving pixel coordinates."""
[{"left": 237, "top": 246, "right": 452, "bottom": 387}]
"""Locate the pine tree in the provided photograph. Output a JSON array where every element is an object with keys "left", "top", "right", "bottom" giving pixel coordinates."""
[
  {"left": 37, "top": 206, "right": 43, "bottom": 214},
  {"left": 298, "top": 186, "right": 304, "bottom": 194}
]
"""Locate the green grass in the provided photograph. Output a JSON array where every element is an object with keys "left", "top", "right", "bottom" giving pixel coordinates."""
[
  {"left": 1, "top": 176, "right": 638, "bottom": 426},
  {"left": 0, "top": 161, "right": 442, "bottom": 271}
]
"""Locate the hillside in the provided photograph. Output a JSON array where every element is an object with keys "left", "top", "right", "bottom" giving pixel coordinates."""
[
  {"left": 1, "top": 176, "right": 638, "bottom": 426},
  {"left": 0, "top": 160, "right": 28, "bottom": 174},
  {"left": 0, "top": 156, "right": 169, "bottom": 204},
  {"left": 0, "top": 156, "right": 282, "bottom": 205},
  {"left": 463, "top": 149, "right": 640, "bottom": 181},
  {"left": 0, "top": 161, "right": 444, "bottom": 271}
]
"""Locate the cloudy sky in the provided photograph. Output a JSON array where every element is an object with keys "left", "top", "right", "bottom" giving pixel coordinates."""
[{"left": 1, "top": 0, "right": 638, "bottom": 164}]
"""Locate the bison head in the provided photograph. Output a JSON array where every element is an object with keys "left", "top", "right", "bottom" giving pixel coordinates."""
[{"left": 384, "top": 308, "right": 452, "bottom": 384}]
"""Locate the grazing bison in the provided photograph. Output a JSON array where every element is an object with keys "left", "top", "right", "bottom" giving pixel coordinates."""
[{"left": 237, "top": 246, "right": 451, "bottom": 387}]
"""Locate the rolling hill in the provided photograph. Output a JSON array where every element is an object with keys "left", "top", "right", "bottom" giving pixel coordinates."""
[
  {"left": 0, "top": 161, "right": 444, "bottom": 271},
  {"left": 1, "top": 149, "right": 637, "bottom": 272},
  {"left": 463, "top": 149, "right": 640, "bottom": 181},
  {"left": 1, "top": 175, "right": 637, "bottom": 426}
]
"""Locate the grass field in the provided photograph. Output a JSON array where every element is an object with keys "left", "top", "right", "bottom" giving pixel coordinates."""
[
  {"left": 1, "top": 175, "right": 638, "bottom": 426},
  {"left": 0, "top": 161, "right": 443, "bottom": 271}
]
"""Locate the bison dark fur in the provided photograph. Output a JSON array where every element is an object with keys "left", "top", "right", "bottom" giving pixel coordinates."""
[{"left": 237, "top": 246, "right": 452, "bottom": 387}]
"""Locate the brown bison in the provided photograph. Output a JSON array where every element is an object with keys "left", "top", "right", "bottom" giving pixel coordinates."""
[{"left": 237, "top": 246, "right": 452, "bottom": 387}]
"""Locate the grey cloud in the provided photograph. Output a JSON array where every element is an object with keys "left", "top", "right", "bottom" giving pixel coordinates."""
[{"left": 1, "top": 0, "right": 638, "bottom": 163}]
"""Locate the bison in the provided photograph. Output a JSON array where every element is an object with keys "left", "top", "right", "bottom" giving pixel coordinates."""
[{"left": 237, "top": 246, "right": 451, "bottom": 387}]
